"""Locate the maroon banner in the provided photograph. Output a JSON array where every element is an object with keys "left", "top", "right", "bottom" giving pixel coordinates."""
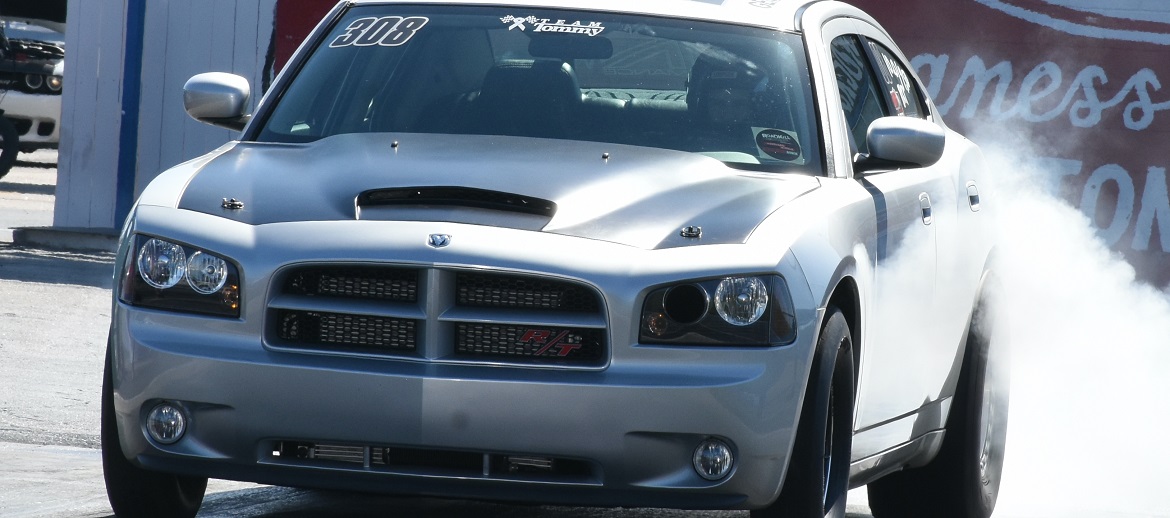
[
  {"left": 849, "top": 0, "right": 1170, "bottom": 286},
  {"left": 273, "top": 0, "right": 335, "bottom": 72}
]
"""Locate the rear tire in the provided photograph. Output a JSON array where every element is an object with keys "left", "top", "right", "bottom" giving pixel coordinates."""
[
  {"left": 867, "top": 294, "right": 1009, "bottom": 518},
  {"left": 102, "top": 343, "right": 207, "bottom": 518},
  {"left": 0, "top": 116, "right": 20, "bottom": 180},
  {"left": 752, "top": 307, "right": 854, "bottom": 518}
]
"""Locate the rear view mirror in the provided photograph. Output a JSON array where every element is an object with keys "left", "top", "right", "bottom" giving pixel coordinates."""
[
  {"left": 529, "top": 34, "right": 613, "bottom": 60},
  {"left": 855, "top": 116, "right": 945, "bottom": 175},
  {"left": 183, "top": 72, "right": 252, "bottom": 131}
]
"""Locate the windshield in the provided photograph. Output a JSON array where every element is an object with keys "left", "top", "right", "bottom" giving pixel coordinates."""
[{"left": 256, "top": 5, "right": 820, "bottom": 172}]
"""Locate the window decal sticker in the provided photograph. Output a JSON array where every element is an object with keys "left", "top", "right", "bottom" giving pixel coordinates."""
[
  {"left": 754, "top": 128, "right": 802, "bottom": 161},
  {"left": 329, "top": 16, "right": 429, "bottom": 48},
  {"left": 499, "top": 15, "right": 606, "bottom": 36}
]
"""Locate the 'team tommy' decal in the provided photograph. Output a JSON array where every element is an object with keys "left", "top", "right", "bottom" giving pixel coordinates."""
[{"left": 500, "top": 15, "right": 606, "bottom": 37}]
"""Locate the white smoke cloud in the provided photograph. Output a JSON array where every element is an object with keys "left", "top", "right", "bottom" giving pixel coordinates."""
[{"left": 974, "top": 132, "right": 1170, "bottom": 517}]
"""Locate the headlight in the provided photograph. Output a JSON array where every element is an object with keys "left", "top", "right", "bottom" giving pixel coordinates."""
[
  {"left": 714, "top": 276, "right": 769, "bottom": 326},
  {"left": 185, "top": 251, "right": 228, "bottom": 294},
  {"left": 24, "top": 74, "right": 44, "bottom": 91},
  {"left": 639, "top": 275, "right": 797, "bottom": 346},
  {"left": 119, "top": 236, "right": 241, "bottom": 317},
  {"left": 136, "top": 238, "right": 187, "bottom": 289},
  {"left": 47, "top": 75, "right": 63, "bottom": 92}
]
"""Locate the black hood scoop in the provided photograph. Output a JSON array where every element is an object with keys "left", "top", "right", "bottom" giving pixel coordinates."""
[{"left": 356, "top": 187, "right": 557, "bottom": 218}]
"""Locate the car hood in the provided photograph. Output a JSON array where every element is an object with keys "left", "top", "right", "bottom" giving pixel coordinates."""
[{"left": 176, "top": 133, "right": 819, "bottom": 250}]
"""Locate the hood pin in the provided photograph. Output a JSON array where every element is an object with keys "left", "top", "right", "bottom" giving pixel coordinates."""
[
  {"left": 680, "top": 226, "right": 702, "bottom": 239},
  {"left": 222, "top": 198, "right": 245, "bottom": 210}
]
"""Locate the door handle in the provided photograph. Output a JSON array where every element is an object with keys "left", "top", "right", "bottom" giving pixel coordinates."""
[
  {"left": 966, "top": 182, "right": 981, "bottom": 212},
  {"left": 919, "top": 192, "right": 932, "bottom": 225}
]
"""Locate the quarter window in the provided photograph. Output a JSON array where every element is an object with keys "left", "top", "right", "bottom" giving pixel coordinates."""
[
  {"left": 866, "top": 40, "right": 926, "bottom": 119},
  {"left": 830, "top": 35, "right": 885, "bottom": 154}
]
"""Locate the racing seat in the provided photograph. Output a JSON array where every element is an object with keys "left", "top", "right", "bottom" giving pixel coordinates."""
[{"left": 473, "top": 59, "right": 583, "bottom": 139}]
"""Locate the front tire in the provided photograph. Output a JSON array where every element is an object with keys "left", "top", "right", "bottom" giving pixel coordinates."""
[
  {"left": 102, "top": 343, "right": 207, "bottom": 518},
  {"left": 753, "top": 307, "right": 855, "bottom": 518},
  {"left": 867, "top": 295, "right": 1009, "bottom": 518}
]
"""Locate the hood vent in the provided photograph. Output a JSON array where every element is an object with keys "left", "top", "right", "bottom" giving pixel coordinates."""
[{"left": 357, "top": 187, "right": 557, "bottom": 217}]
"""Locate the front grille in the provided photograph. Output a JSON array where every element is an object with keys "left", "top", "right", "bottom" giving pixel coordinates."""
[
  {"left": 456, "top": 272, "right": 600, "bottom": 312},
  {"left": 268, "top": 266, "right": 607, "bottom": 367},
  {"left": 283, "top": 266, "right": 419, "bottom": 301},
  {"left": 277, "top": 309, "right": 417, "bottom": 353},
  {"left": 456, "top": 323, "right": 602, "bottom": 361}
]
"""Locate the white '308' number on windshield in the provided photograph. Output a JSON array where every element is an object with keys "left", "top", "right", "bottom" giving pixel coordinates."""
[{"left": 329, "top": 16, "right": 429, "bottom": 48}]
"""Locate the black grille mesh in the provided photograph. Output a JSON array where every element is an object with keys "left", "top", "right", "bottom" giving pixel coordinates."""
[
  {"left": 284, "top": 267, "right": 419, "bottom": 302},
  {"left": 278, "top": 309, "right": 417, "bottom": 352},
  {"left": 456, "top": 272, "right": 599, "bottom": 312},
  {"left": 273, "top": 266, "right": 605, "bottom": 364},
  {"left": 456, "top": 323, "right": 602, "bottom": 361}
]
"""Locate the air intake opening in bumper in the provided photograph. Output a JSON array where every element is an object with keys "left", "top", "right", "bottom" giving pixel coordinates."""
[{"left": 268, "top": 440, "right": 599, "bottom": 484}]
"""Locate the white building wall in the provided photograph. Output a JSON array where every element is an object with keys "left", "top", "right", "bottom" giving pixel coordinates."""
[
  {"left": 54, "top": 0, "right": 127, "bottom": 230},
  {"left": 135, "top": 0, "right": 275, "bottom": 195},
  {"left": 55, "top": 0, "right": 275, "bottom": 231}
]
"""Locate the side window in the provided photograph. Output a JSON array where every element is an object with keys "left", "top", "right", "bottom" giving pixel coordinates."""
[
  {"left": 866, "top": 39, "right": 927, "bottom": 119},
  {"left": 830, "top": 35, "right": 886, "bottom": 154}
]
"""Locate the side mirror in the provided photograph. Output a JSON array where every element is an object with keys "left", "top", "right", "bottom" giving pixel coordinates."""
[
  {"left": 183, "top": 72, "right": 252, "bottom": 131},
  {"left": 855, "top": 116, "right": 945, "bottom": 175}
]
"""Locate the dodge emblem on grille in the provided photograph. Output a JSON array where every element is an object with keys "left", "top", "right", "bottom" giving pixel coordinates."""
[{"left": 427, "top": 234, "right": 452, "bottom": 248}]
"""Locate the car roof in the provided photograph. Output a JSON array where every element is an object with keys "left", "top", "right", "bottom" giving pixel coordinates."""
[{"left": 347, "top": 0, "right": 824, "bottom": 32}]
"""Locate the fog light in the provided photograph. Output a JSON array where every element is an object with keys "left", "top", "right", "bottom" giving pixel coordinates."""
[
  {"left": 146, "top": 403, "right": 187, "bottom": 445},
  {"left": 693, "top": 438, "right": 734, "bottom": 481}
]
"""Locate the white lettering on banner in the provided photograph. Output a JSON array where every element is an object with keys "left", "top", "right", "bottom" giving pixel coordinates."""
[
  {"left": 1135, "top": 167, "right": 1170, "bottom": 252},
  {"left": 912, "top": 54, "right": 1170, "bottom": 130},
  {"left": 1082, "top": 164, "right": 1135, "bottom": 245},
  {"left": 1050, "top": 158, "right": 1170, "bottom": 252}
]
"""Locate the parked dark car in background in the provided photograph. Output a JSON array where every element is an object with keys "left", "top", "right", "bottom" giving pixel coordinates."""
[{"left": 0, "top": 0, "right": 65, "bottom": 178}]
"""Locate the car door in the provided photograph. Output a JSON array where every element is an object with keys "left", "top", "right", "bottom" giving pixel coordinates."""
[{"left": 822, "top": 21, "right": 959, "bottom": 436}]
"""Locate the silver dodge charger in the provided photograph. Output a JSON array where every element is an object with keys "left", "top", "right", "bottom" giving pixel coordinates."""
[{"left": 102, "top": 1, "right": 1008, "bottom": 517}]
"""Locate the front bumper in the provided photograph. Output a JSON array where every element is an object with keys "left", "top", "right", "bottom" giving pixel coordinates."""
[
  {"left": 110, "top": 316, "right": 814, "bottom": 509},
  {"left": 0, "top": 90, "right": 60, "bottom": 148}
]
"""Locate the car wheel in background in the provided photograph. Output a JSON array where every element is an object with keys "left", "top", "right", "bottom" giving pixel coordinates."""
[
  {"left": 101, "top": 342, "right": 208, "bottom": 518},
  {"left": 753, "top": 307, "right": 854, "bottom": 518},
  {"left": 866, "top": 291, "right": 1010, "bottom": 518},
  {"left": 0, "top": 117, "right": 19, "bottom": 179}
]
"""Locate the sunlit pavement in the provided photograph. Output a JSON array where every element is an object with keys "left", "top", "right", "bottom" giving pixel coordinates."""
[
  {"left": 0, "top": 442, "right": 878, "bottom": 517},
  {"left": 4, "top": 438, "right": 1165, "bottom": 518}
]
